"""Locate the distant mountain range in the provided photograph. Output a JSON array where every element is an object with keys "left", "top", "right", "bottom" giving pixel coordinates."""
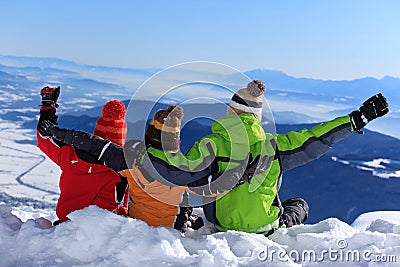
[
  {"left": 2, "top": 54, "right": 400, "bottom": 103},
  {"left": 247, "top": 68, "right": 400, "bottom": 99},
  {"left": 1, "top": 54, "right": 399, "bottom": 138}
]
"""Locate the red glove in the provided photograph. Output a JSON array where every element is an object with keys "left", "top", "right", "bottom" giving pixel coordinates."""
[
  {"left": 113, "top": 187, "right": 129, "bottom": 216},
  {"left": 40, "top": 86, "right": 60, "bottom": 111},
  {"left": 114, "top": 206, "right": 129, "bottom": 216}
]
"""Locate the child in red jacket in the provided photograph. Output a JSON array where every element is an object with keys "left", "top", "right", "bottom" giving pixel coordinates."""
[{"left": 37, "top": 86, "right": 128, "bottom": 225}]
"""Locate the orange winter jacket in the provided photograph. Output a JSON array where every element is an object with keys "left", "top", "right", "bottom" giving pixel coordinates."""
[{"left": 120, "top": 166, "right": 186, "bottom": 228}]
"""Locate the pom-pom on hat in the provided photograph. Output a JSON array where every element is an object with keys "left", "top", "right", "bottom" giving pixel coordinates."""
[
  {"left": 227, "top": 80, "right": 266, "bottom": 121},
  {"left": 94, "top": 100, "right": 127, "bottom": 146},
  {"left": 145, "top": 105, "right": 183, "bottom": 152}
]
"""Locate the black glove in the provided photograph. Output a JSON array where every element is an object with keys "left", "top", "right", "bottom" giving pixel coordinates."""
[
  {"left": 174, "top": 207, "right": 192, "bottom": 232},
  {"left": 40, "top": 86, "right": 60, "bottom": 110},
  {"left": 37, "top": 109, "right": 58, "bottom": 137},
  {"left": 187, "top": 214, "right": 204, "bottom": 230},
  {"left": 188, "top": 154, "right": 250, "bottom": 196},
  {"left": 38, "top": 86, "right": 60, "bottom": 136},
  {"left": 173, "top": 206, "right": 204, "bottom": 232},
  {"left": 123, "top": 139, "right": 147, "bottom": 167},
  {"left": 349, "top": 93, "right": 389, "bottom": 134},
  {"left": 188, "top": 172, "right": 241, "bottom": 196},
  {"left": 37, "top": 118, "right": 55, "bottom": 137},
  {"left": 39, "top": 120, "right": 75, "bottom": 145}
]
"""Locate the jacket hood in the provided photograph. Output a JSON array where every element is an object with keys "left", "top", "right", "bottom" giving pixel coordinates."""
[{"left": 211, "top": 113, "right": 266, "bottom": 145}]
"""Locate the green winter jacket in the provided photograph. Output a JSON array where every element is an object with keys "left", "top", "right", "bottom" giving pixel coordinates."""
[{"left": 143, "top": 113, "right": 353, "bottom": 233}]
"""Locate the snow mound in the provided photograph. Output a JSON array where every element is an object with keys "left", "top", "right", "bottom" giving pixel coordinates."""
[
  {"left": 1, "top": 204, "right": 400, "bottom": 266},
  {"left": 352, "top": 211, "right": 400, "bottom": 234},
  {"left": 367, "top": 219, "right": 400, "bottom": 234}
]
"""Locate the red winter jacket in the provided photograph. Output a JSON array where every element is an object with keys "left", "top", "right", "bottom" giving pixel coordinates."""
[{"left": 37, "top": 131, "right": 122, "bottom": 222}]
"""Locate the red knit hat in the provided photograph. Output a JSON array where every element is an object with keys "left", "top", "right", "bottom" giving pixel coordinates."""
[{"left": 94, "top": 100, "right": 127, "bottom": 146}]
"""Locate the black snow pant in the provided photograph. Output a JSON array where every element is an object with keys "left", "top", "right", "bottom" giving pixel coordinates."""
[{"left": 279, "top": 197, "right": 309, "bottom": 227}]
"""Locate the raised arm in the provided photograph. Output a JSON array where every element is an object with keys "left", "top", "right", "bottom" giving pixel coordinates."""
[
  {"left": 41, "top": 121, "right": 243, "bottom": 196},
  {"left": 277, "top": 93, "right": 389, "bottom": 172},
  {"left": 277, "top": 115, "right": 352, "bottom": 172},
  {"left": 36, "top": 86, "right": 64, "bottom": 165},
  {"left": 39, "top": 121, "right": 128, "bottom": 172}
]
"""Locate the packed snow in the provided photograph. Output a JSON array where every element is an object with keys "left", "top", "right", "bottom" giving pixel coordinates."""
[
  {"left": 1, "top": 123, "right": 400, "bottom": 266},
  {"left": 0, "top": 204, "right": 399, "bottom": 266}
]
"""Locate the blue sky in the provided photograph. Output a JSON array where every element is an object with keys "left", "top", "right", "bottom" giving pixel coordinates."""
[{"left": 1, "top": 0, "right": 400, "bottom": 80}]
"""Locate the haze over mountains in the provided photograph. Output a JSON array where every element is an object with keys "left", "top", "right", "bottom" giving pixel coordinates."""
[{"left": 1, "top": 54, "right": 399, "bottom": 138}]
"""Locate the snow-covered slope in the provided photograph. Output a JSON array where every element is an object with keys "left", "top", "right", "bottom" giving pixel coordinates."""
[
  {"left": 1, "top": 204, "right": 399, "bottom": 266},
  {"left": 0, "top": 122, "right": 59, "bottom": 208}
]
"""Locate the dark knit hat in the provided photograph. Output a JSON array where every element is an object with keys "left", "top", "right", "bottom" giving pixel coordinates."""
[
  {"left": 94, "top": 100, "right": 127, "bottom": 146},
  {"left": 145, "top": 105, "right": 183, "bottom": 152},
  {"left": 227, "top": 80, "right": 266, "bottom": 121}
]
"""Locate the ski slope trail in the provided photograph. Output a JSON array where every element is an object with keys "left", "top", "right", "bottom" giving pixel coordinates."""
[{"left": 0, "top": 143, "right": 58, "bottom": 195}]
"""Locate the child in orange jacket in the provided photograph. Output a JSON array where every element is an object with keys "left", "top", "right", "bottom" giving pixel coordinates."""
[{"left": 120, "top": 106, "right": 203, "bottom": 230}]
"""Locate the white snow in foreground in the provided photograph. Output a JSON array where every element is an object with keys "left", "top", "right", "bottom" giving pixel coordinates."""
[{"left": 0, "top": 204, "right": 399, "bottom": 267}]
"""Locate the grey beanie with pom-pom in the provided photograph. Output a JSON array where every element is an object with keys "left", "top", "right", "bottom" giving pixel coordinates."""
[{"left": 227, "top": 80, "right": 266, "bottom": 121}]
